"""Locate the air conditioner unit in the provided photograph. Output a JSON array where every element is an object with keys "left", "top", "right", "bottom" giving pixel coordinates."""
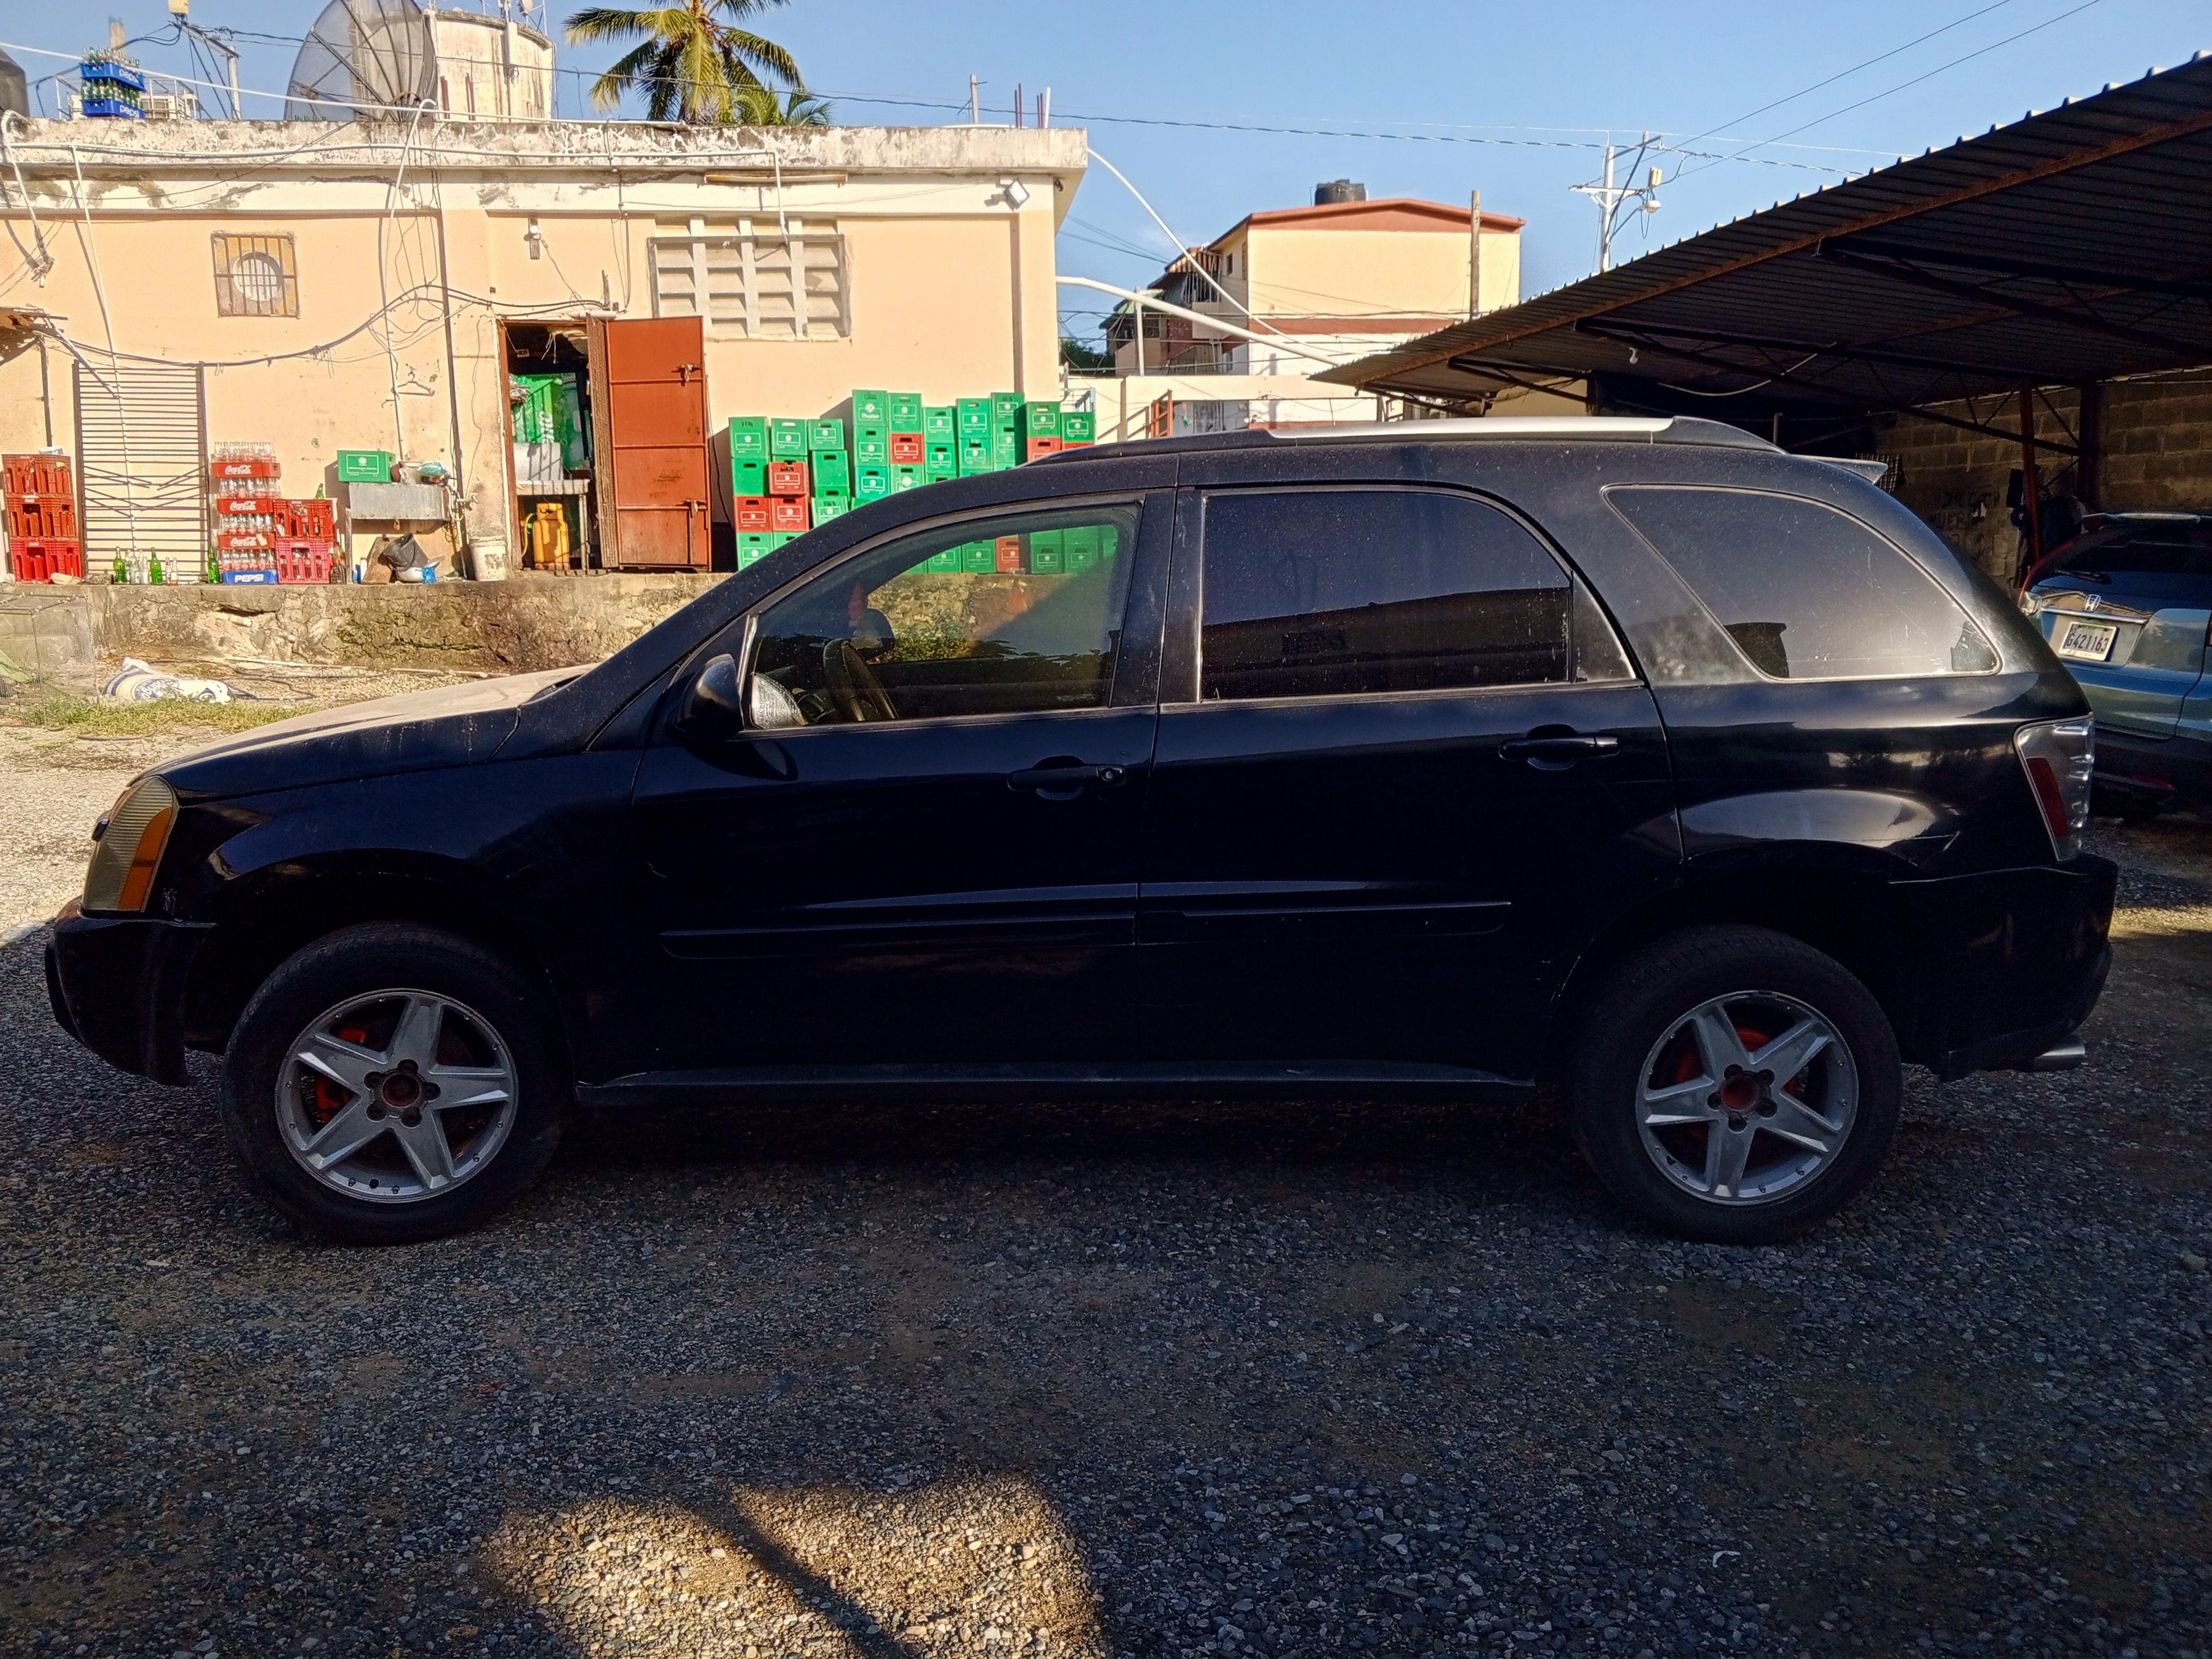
[{"left": 144, "top": 93, "right": 188, "bottom": 119}]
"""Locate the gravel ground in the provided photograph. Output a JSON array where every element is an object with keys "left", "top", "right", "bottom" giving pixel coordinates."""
[{"left": 1, "top": 725, "right": 2207, "bottom": 1659}]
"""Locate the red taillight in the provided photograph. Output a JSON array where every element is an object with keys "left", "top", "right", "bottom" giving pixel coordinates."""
[
  {"left": 2024, "top": 754, "right": 2070, "bottom": 843},
  {"left": 2013, "top": 718, "right": 2094, "bottom": 861}
]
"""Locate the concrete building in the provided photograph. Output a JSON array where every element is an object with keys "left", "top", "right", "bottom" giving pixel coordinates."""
[
  {"left": 1082, "top": 183, "right": 1529, "bottom": 440},
  {"left": 426, "top": 8, "right": 556, "bottom": 120},
  {"left": 0, "top": 117, "right": 1081, "bottom": 574}
]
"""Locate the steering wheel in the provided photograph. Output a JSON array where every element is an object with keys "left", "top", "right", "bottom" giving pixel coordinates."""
[{"left": 822, "top": 637, "right": 899, "bottom": 723}]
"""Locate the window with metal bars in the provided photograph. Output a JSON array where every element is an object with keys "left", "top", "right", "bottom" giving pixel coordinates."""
[
  {"left": 211, "top": 234, "right": 299, "bottom": 318},
  {"left": 648, "top": 217, "right": 847, "bottom": 339}
]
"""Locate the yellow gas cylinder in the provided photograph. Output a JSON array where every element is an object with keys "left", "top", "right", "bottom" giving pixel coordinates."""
[{"left": 530, "top": 500, "right": 572, "bottom": 569}]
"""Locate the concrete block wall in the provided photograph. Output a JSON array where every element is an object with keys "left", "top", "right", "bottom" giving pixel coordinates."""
[{"left": 1878, "top": 370, "right": 2212, "bottom": 582}]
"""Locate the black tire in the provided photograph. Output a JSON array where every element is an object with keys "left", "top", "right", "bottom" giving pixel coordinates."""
[
  {"left": 1566, "top": 924, "right": 1901, "bottom": 1245},
  {"left": 219, "top": 923, "right": 566, "bottom": 1245}
]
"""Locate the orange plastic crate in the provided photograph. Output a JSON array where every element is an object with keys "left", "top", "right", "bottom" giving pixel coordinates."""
[
  {"left": 275, "top": 541, "right": 336, "bottom": 583},
  {"left": 770, "top": 497, "right": 808, "bottom": 532},
  {"left": 766, "top": 459, "right": 809, "bottom": 497},
  {"left": 9, "top": 538, "right": 82, "bottom": 581},
  {"left": 734, "top": 495, "right": 771, "bottom": 532},
  {"left": 1023, "top": 435, "right": 1062, "bottom": 463},
  {"left": 889, "top": 432, "right": 924, "bottom": 464},
  {"left": 3, "top": 454, "right": 72, "bottom": 496},
  {"left": 6, "top": 496, "right": 76, "bottom": 539}
]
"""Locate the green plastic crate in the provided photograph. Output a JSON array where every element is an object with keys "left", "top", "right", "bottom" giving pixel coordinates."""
[
  {"left": 989, "top": 391, "right": 1022, "bottom": 429},
  {"left": 770, "top": 419, "right": 807, "bottom": 458},
  {"left": 728, "top": 417, "right": 769, "bottom": 461},
  {"left": 811, "top": 497, "right": 850, "bottom": 523},
  {"left": 991, "top": 434, "right": 1021, "bottom": 468},
  {"left": 961, "top": 539, "right": 997, "bottom": 574},
  {"left": 922, "top": 405, "right": 955, "bottom": 439},
  {"left": 808, "top": 417, "right": 845, "bottom": 452},
  {"left": 733, "top": 459, "right": 766, "bottom": 496},
  {"left": 855, "top": 464, "right": 889, "bottom": 501},
  {"left": 1061, "top": 409, "right": 1096, "bottom": 443},
  {"left": 1020, "top": 401, "right": 1061, "bottom": 437},
  {"left": 809, "top": 449, "right": 851, "bottom": 490},
  {"left": 851, "top": 389, "right": 888, "bottom": 425},
  {"left": 920, "top": 545, "right": 963, "bottom": 574},
  {"left": 888, "top": 392, "right": 923, "bottom": 431},
  {"left": 1028, "top": 527, "right": 1065, "bottom": 574},
  {"left": 890, "top": 463, "right": 925, "bottom": 491},
  {"left": 1101, "top": 523, "right": 1120, "bottom": 560},
  {"left": 1064, "top": 524, "right": 1098, "bottom": 572},
  {"left": 770, "top": 531, "right": 801, "bottom": 548},
  {"left": 925, "top": 440, "right": 956, "bottom": 471},
  {"left": 956, "top": 397, "right": 993, "bottom": 435},
  {"left": 336, "top": 448, "right": 392, "bottom": 483},
  {"left": 736, "top": 531, "right": 773, "bottom": 569}
]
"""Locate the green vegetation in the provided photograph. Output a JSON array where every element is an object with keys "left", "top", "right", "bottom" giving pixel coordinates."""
[
  {"left": 2, "top": 693, "right": 318, "bottom": 736},
  {"left": 566, "top": 1, "right": 812, "bottom": 125}
]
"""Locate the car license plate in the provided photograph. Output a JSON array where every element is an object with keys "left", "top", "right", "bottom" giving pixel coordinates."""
[{"left": 2055, "top": 620, "right": 2118, "bottom": 661}]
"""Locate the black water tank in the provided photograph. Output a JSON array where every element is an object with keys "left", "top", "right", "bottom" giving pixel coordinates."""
[
  {"left": 1313, "top": 179, "right": 1367, "bottom": 205},
  {"left": 0, "top": 51, "right": 28, "bottom": 119}
]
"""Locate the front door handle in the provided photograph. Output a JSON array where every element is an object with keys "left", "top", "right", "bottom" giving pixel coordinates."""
[
  {"left": 1499, "top": 732, "right": 1621, "bottom": 770},
  {"left": 1009, "top": 759, "right": 1128, "bottom": 801}
]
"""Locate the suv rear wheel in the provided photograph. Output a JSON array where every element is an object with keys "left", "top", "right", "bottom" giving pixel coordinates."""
[
  {"left": 1567, "top": 925, "right": 1900, "bottom": 1244},
  {"left": 219, "top": 923, "right": 566, "bottom": 1244}
]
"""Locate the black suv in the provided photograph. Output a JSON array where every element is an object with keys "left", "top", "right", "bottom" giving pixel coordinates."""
[{"left": 47, "top": 416, "right": 2113, "bottom": 1246}]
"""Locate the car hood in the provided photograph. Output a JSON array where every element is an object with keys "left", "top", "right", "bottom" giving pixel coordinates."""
[{"left": 159, "top": 666, "right": 587, "bottom": 800}]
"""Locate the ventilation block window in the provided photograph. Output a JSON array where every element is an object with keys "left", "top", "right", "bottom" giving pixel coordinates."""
[
  {"left": 211, "top": 234, "right": 298, "bottom": 318},
  {"left": 649, "top": 217, "right": 848, "bottom": 339}
]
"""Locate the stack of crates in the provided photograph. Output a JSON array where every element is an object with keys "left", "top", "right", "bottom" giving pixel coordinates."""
[
  {"left": 78, "top": 56, "right": 145, "bottom": 120},
  {"left": 210, "top": 445, "right": 337, "bottom": 582},
  {"left": 918, "top": 520, "right": 1119, "bottom": 576},
  {"left": 808, "top": 416, "right": 849, "bottom": 530},
  {"left": 4, "top": 452, "right": 81, "bottom": 582},
  {"left": 723, "top": 389, "right": 1102, "bottom": 567}
]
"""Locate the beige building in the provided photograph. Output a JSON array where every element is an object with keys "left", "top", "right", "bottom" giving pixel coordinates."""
[
  {"left": 0, "top": 117, "right": 1082, "bottom": 574},
  {"left": 1082, "top": 186, "right": 1530, "bottom": 440}
]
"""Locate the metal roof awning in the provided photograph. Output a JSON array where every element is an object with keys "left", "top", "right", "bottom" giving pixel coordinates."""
[{"left": 1321, "top": 54, "right": 2212, "bottom": 444}]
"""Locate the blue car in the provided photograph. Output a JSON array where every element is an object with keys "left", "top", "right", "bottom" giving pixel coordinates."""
[{"left": 2023, "top": 511, "right": 2212, "bottom": 821}]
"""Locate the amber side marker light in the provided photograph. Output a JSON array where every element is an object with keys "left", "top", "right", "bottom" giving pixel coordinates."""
[{"left": 82, "top": 776, "right": 179, "bottom": 913}]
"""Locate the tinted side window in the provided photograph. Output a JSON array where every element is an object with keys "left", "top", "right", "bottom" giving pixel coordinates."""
[
  {"left": 747, "top": 503, "right": 1139, "bottom": 727},
  {"left": 1198, "top": 488, "right": 1611, "bottom": 701},
  {"left": 1607, "top": 487, "right": 1998, "bottom": 680}
]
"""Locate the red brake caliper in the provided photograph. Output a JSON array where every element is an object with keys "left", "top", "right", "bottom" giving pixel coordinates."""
[{"left": 308, "top": 1024, "right": 371, "bottom": 1127}]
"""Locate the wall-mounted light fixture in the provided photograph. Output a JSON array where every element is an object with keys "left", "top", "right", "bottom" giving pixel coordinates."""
[{"left": 525, "top": 217, "right": 543, "bottom": 261}]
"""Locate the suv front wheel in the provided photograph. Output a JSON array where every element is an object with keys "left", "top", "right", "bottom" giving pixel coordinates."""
[
  {"left": 1568, "top": 925, "right": 1901, "bottom": 1244},
  {"left": 219, "top": 923, "right": 566, "bottom": 1244}
]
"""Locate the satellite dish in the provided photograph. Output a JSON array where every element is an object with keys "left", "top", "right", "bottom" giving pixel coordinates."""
[{"left": 286, "top": 0, "right": 435, "bottom": 120}]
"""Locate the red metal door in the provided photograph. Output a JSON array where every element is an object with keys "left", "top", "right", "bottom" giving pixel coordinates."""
[{"left": 591, "top": 317, "right": 709, "bottom": 569}]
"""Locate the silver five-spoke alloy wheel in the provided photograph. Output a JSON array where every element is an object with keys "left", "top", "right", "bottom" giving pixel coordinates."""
[
  {"left": 1636, "top": 988, "right": 1858, "bottom": 1205},
  {"left": 275, "top": 988, "right": 518, "bottom": 1203}
]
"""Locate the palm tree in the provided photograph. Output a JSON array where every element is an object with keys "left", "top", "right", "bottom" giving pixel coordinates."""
[
  {"left": 565, "top": 2, "right": 810, "bottom": 126},
  {"left": 732, "top": 84, "right": 832, "bottom": 126}
]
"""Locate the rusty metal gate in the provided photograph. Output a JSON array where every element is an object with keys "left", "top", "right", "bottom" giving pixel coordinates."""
[
  {"left": 586, "top": 316, "right": 710, "bottom": 569},
  {"left": 73, "top": 359, "right": 207, "bottom": 574}
]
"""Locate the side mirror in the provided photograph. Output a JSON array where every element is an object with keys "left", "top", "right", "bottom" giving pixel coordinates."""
[{"left": 674, "top": 653, "right": 746, "bottom": 741}]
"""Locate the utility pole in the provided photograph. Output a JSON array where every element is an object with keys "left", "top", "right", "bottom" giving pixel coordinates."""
[
  {"left": 169, "top": 2, "right": 241, "bottom": 118},
  {"left": 1468, "top": 188, "right": 1482, "bottom": 317},
  {"left": 1571, "top": 135, "right": 1662, "bottom": 273},
  {"left": 969, "top": 75, "right": 979, "bottom": 123}
]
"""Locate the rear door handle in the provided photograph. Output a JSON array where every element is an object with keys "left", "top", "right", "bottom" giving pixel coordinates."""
[
  {"left": 1009, "top": 760, "right": 1128, "bottom": 800},
  {"left": 1498, "top": 733, "right": 1620, "bottom": 769}
]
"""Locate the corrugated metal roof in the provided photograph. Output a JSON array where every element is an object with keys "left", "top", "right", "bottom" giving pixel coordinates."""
[{"left": 1321, "top": 54, "right": 2212, "bottom": 419}]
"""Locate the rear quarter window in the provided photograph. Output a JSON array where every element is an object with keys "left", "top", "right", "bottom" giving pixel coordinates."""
[{"left": 1606, "top": 486, "right": 1998, "bottom": 680}]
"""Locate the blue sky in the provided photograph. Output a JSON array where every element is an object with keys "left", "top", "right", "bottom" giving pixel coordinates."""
[{"left": 2, "top": 0, "right": 2205, "bottom": 345}]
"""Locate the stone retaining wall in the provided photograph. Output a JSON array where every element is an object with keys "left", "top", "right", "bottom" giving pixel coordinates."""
[{"left": 0, "top": 572, "right": 722, "bottom": 677}]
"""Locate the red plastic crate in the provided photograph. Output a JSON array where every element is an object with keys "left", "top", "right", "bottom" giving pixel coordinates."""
[
  {"left": 9, "top": 537, "right": 82, "bottom": 581},
  {"left": 281, "top": 499, "right": 336, "bottom": 538},
  {"left": 994, "top": 534, "right": 1024, "bottom": 573},
  {"left": 770, "top": 497, "right": 808, "bottom": 532},
  {"left": 766, "top": 460, "right": 809, "bottom": 497},
  {"left": 4, "top": 454, "right": 72, "bottom": 497},
  {"left": 209, "top": 457, "right": 280, "bottom": 481},
  {"left": 1060, "top": 438, "right": 1092, "bottom": 450},
  {"left": 216, "top": 529, "right": 278, "bottom": 550},
  {"left": 213, "top": 495, "right": 274, "bottom": 516},
  {"left": 734, "top": 495, "right": 771, "bottom": 532},
  {"left": 275, "top": 541, "right": 336, "bottom": 583},
  {"left": 7, "top": 496, "right": 76, "bottom": 539},
  {"left": 889, "top": 432, "right": 924, "bottom": 464},
  {"left": 1023, "top": 435, "right": 1062, "bottom": 463}
]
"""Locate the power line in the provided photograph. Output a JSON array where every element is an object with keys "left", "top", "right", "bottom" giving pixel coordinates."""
[{"left": 1676, "top": 0, "right": 2107, "bottom": 181}]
